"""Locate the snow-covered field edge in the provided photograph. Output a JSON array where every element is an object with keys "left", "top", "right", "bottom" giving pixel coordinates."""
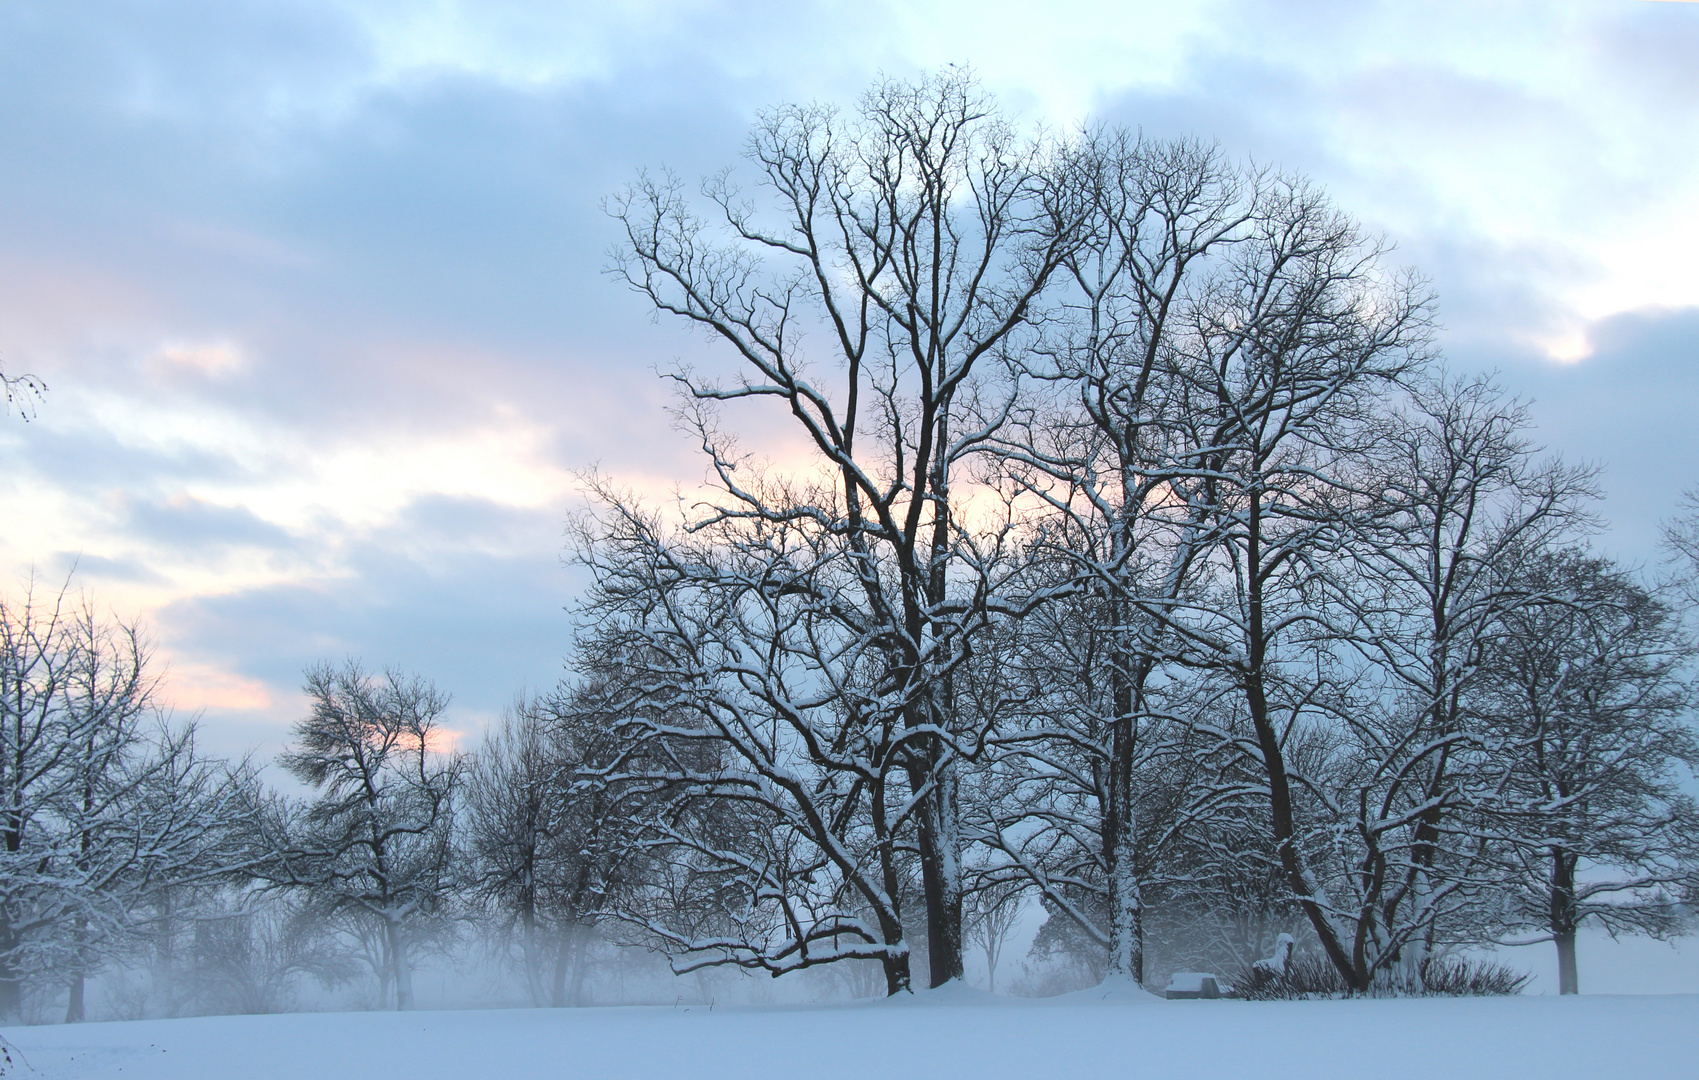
[{"left": 5, "top": 986, "right": 1697, "bottom": 1080}]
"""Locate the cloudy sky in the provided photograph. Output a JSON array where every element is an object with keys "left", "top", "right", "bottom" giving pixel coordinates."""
[{"left": 2, "top": 0, "right": 1696, "bottom": 761}]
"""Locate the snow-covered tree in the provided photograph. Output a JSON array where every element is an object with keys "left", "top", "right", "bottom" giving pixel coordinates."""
[
  {"left": 603, "top": 69, "right": 1088, "bottom": 988},
  {"left": 1264, "top": 375, "right": 1600, "bottom": 989},
  {"left": 463, "top": 686, "right": 638, "bottom": 1006},
  {"left": 1477, "top": 551, "right": 1699, "bottom": 994},
  {"left": 0, "top": 585, "right": 256, "bottom": 1021},
  {"left": 258, "top": 661, "right": 463, "bottom": 1010},
  {"left": 574, "top": 492, "right": 924, "bottom": 994}
]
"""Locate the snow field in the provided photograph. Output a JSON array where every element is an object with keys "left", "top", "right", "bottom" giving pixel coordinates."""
[{"left": 7, "top": 987, "right": 1697, "bottom": 1080}]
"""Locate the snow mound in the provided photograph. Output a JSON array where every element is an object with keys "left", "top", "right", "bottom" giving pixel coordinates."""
[
  {"left": 1047, "top": 975, "right": 1165, "bottom": 1004},
  {"left": 874, "top": 978, "right": 1013, "bottom": 1007}
]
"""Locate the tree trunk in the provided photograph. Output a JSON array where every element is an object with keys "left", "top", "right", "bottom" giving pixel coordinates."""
[
  {"left": 567, "top": 922, "right": 592, "bottom": 1006},
  {"left": 915, "top": 756, "right": 963, "bottom": 987},
  {"left": 0, "top": 959, "right": 19, "bottom": 1024},
  {"left": 871, "top": 784, "right": 913, "bottom": 997},
  {"left": 1242, "top": 508, "right": 1363, "bottom": 991},
  {"left": 1106, "top": 834, "right": 1143, "bottom": 983},
  {"left": 1555, "top": 931, "right": 1579, "bottom": 996},
  {"left": 65, "top": 972, "right": 85, "bottom": 1023},
  {"left": 521, "top": 886, "right": 543, "bottom": 1006},
  {"left": 386, "top": 920, "right": 414, "bottom": 1010},
  {"left": 1552, "top": 848, "right": 1579, "bottom": 995},
  {"left": 1104, "top": 637, "right": 1145, "bottom": 984},
  {"left": 551, "top": 930, "right": 571, "bottom": 1007}
]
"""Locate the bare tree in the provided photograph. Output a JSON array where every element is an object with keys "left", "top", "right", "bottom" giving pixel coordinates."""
[
  {"left": 1263, "top": 374, "right": 1601, "bottom": 989},
  {"left": 259, "top": 661, "right": 463, "bottom": 1010},
  {"left": 604, "top": 69, "right": 1087, "bottom": 988},
  {"left": 973, "top": 132, "right": 1257, "bottom": 986},
  {"left": 974, "top": 133, "right": 1441, "bottom": 992},
  {"left": 0, "top": 584, "right": 255, "bottom": 1021},
  {"left": 964, "top": 885, "right": 1022, "bottom": 993},
  {"left": 1478, "top": 551, "right": 1699, "bottom": 994},
  {"left": 1143, "top": 179, "right": 1433, "bottom": 992},
  {"left": 575, "top": 492, "right": 922, "bottom": 993},
  {"left": 463, "top": 686, "right": 637, "bottom": 1006}
]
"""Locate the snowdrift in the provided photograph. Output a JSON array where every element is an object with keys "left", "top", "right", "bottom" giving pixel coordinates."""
[{"left": 6, "top": 989, "right": 1696, "bottom": 1080}]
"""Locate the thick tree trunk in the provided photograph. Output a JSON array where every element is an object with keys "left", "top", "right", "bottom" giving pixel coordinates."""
[
  {"left": 521, "top": 888, "right": 543, "bottom": 1006},
  {"left": 1242, "top": 510, "right": 1363, "bottom": 991},
  {"left": 1104, "top": 638, "right": 1145, "bottom": 984},
  {"left": 872, "top": 785, "right": 913, "bottom": 996},
  {"left": 550, "top": 930, "right": 571, "bottom": 1007},
  {"left": 0, "top": 960, "right": 18, "bottom": 1024},
  {"left": 1105, "top": 833, "right": 1143, "bottom": 983},
  {"left": 65, "top": 972, "right": 85, "bottom": 1023},
  {"left": 65, "top": 910, "right": 89, "bottom": 1022},
  {"left": 386, "top": 920, "right": 414, "bottom": 1010},
  {"left": 1552, "top": 848, "right": 1579, "bottom": 995},
  {"left": 915, "top": 757, "right": 963, "bottom": 987},
  {"left": 1555, "top": 932, "right": 1579, "bottom": 996},
  {"left": 567, "top": 922, "right": 592, "bottom": 1006}
]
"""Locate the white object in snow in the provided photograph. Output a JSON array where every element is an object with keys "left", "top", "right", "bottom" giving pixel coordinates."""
[
  {"left": 1165, "top": 972, "right": 1226, "bottom": 999},
  {"left": 1253, "top": 933, "right": 1296, "bottom": 980}
]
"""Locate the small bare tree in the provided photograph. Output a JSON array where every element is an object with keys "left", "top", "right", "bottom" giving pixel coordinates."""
[
  {"left": 463, "top": 686, "right": 638, "bottom": 1006},
  {"left": 259, "top": 661, "right": 463, "bottom": 1010},
  {"left": 964, "top": 885, "right": 1022, "bottom": 993},
  {"left": 182, "top": 892, "right": 354, "bottom": 1015},
  {"left": 1478, "top": 551, "right": 1699, "bottom": 995},
  {"left": 0, "top": 584, "right": 255, "bottom": 1021}
]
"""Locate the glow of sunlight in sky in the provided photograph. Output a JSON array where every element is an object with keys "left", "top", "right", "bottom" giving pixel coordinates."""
[{"left": 1, "top": 0, "right": 1696, "bottom": 756}]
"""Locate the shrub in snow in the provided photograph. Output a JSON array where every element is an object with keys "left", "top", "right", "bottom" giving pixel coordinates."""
[{"left": 1236, "top": 952, "right": 1530, "bottom": 999}]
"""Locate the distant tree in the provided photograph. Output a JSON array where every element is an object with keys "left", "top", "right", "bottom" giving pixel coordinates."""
[
  {"left": 964, "top": 885, "right": 1022, "bottom": 993},
  {"left": 1662, "top": 487, "right": 1699, "bottom": 611},
  {"left": 0, "top": 584, "right": 254, "bottom": 1022},
  {"left": 463, "top": 685, "right": 637, "bottom": 1006},
  {"left": 1477, "top": 551, "right": 1699, "bottom": 995},
  {"left": 181, "top": 892, "right": 354, "bottom": 1015},
  {"left": 259, "top": 661, "right": 463, "bottom": 1010}
]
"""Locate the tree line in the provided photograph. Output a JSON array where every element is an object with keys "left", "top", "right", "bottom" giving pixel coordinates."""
[
  {"left": 580, "top": 69, "right": 1699, "bottom": 998},
  {"left": 3, "top": 71, "right": 1696, "bottom": 1021}
]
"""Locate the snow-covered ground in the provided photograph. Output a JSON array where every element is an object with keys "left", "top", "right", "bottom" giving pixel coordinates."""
[{"left": 6, "top": 984, "right": 1696, "bottom": 1080}]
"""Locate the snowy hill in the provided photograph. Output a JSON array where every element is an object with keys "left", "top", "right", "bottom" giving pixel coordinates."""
[{"left": 6, "top": 987, "right": 1697, "bottom": 1080}]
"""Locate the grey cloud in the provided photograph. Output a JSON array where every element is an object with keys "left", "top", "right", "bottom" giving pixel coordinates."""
[
  {"left": 1493, "top": 306, "right": 1699, "bottom": 562},
  {"left": 124, "top": 494, "right": 295, "bottom": 552},
  {"left": 49, "top": 551, "right": 166, "bottom": 586},
  {"left": 1588, "top": 2, "right": 1699, "bottom": 100},
  {"left": 381, "top": 493, "right": 562, "bottom": 551},
  {"left": 154, "top": 499, "right": 581, "bottom": 750},
  {"left": 15, "top": 421, "right": 264, "bottom": 496}
]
